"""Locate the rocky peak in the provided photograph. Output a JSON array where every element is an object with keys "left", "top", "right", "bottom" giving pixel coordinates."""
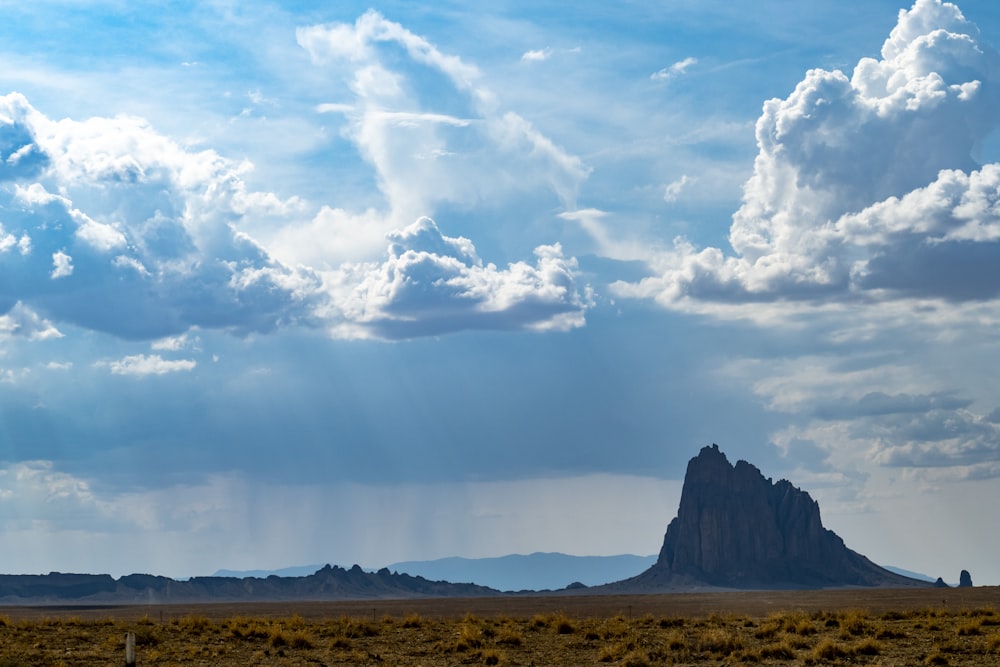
[{"left": 640, "top": 444, "right": 928, "bottom": 589}]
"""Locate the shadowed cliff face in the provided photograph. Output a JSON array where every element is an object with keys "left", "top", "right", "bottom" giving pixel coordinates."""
[{"left": 644, "top": 444, "right": 927, "bottom": 589}]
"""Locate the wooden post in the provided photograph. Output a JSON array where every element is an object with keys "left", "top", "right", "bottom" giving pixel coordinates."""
[{"left": 125, "top": 631, "right": 136, "bottom": 666}]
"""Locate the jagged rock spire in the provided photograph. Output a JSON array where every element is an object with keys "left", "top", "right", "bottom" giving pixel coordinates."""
[{"left": 622, "top": 444, "right": 930, "bottom": 590}]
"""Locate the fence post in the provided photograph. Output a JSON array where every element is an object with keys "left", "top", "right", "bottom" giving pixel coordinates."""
[{"left": 125, "top": 631, "right": 136, "bottom": 666}]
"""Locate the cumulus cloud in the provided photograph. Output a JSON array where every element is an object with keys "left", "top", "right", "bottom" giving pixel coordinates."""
[
  {"left": 0, "top": 92, "right": 321, "bottom": 340},
  {"left": 0, "top": 302, "right": 61, "bottom": 340},
  {"left": 615, "top": 0, "right": 1000, "bottom": 311},
  {"left": 322, "top": 217, "right": 592, "bottom": 339},
  {"left": 50, "top": 250, "right": 73, "bottom": 279},
  {"left": 0, "top": 10, "right": 596, "bottom": 343},
  {"left": 107, "top": 354, "right": 197, "bottom": 376}
]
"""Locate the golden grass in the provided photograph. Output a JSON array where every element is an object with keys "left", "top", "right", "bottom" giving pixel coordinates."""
[{"left": 1, "top": 593, "right": 1000, "bottom": 665}]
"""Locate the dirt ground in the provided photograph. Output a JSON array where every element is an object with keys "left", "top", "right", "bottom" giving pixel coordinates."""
[{"left": 0, "top": 586, "right": 997, "bottom": 665}]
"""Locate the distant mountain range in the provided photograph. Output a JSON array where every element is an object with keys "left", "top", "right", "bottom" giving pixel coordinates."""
[
  {"left": 215, "top": 553, "right": 658, "bottom": 592},
  {"left": 0, "top": 445, "right": 949, "bottom": 604}
]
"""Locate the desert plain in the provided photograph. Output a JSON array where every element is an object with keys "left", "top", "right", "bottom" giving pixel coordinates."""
[{"left": 0, "top": 586, "right": 998, "bottom": 665}]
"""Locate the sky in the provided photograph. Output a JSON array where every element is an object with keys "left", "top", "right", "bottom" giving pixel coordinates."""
[{"left": 1, "top": 0, "right": 1000, "bottom": 586}]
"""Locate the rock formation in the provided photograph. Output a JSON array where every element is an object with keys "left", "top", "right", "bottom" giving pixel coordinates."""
[
  {"left": 959, "top": 570, "right": 973, "bottom": 588},
  {"left": 0, "top": 565, "right": 500, "bottom": 604},
  {"left": 615, "top": 445, "right": 929, "bottom": 591}
]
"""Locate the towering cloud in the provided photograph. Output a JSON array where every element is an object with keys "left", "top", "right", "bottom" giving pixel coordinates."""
[
  {"left": 615, "top": 0, "right": 1000, "bottom": 309},
  {"left": 0, "top": 93, "right": 320, "bottom": 340}
]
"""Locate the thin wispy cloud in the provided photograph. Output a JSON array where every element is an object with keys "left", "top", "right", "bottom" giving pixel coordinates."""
[
  {"left": 651, "top": 56, "right": 698, "bottom": 81},
  {"left": 521, "top": 48, "right": 552, "bottom": 62},
  {"left": 107, "top": 354, "right": 197, "bottom": 377}
]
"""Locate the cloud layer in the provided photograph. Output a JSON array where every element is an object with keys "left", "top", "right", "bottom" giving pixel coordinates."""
[
  {"left": 0, "top": 9, "right": 595, "bottom": 346},
  {"left": 615, "top": 0, "right": 1000, "bottom": 309}
]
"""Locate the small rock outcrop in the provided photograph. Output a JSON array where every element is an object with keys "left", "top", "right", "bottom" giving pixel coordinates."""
[
  {"left": 934, "top": 577, "right": 949, "bottom": 588},
  {"left": 959, "top": 570, "right": 973, "bottom": 588},
  {"left": 617, "top": 445, "right": 929, "bottom": 591}
]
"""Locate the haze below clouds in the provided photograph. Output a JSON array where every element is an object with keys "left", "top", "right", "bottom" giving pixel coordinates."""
[{"left": 0, "top": 0, "right": 999, "bottom": 585}]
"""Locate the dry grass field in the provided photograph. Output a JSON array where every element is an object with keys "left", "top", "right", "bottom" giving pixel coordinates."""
[{"left": 0, "top": 586, "right": 998, "bottom": 665}]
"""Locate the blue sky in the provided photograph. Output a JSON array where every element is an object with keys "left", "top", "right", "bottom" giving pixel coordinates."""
[{"left": 1, "top": 0, "right": 1000, "bottom": 586}]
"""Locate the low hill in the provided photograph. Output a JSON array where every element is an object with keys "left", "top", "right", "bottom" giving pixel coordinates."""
[{"left": 0, "top": 565, "right": 499, "bottom": 605}]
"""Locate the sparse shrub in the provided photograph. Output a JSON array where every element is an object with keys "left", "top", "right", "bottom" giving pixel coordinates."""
[
  {"left": 875, "top": 625, "right": 906, "bottom": 639},
  {"left": 285, "top": 614, "right": 308, "bottom": 630},
  {"left": 957, "top": 618, "right": 982, "bottom": 636},
  {"left": 291, "top": 630, "right": 314, "bottom": 649},
  {"left": 924, "top": 649, "right": 950, "bottom": 665},
  {"left": 495, "top": 624, "right": 523, "bottom": 646},
  {"left": 812, "top": 638, "right": 848, "bottom": 661},
  {"left": 453, "top": 619, "right": 484, "bottom": 652},
  {"left": 851, "top": 637, "right": 881, "bottom": 656},
  {"left": 658, "top": 616, "right": 684, "bottom": 628},
  {"left": 480, "top": 648, "right": 502, "bottom": 665},
  {"left": 754, "top": 620, "right": 779, "bottom": 640},
  {"left": 176, "top": 614, "right": 211, "bottom": 634},
  {"left": 265, "top": 623, "right": 314, "bottom": 649},
  {"left": 600, "top": 615, "right": 630, "bottom": 639},
  {"left": 340, "top": 616, "right": 378, "bottom": 638},
  {"left": 759, "top": 640, "right": 796, "bottom": 660},
  {"left": 268, "top": 627, "right": 288, "bottom": 648},
  {"left": 620, "top": 648, "right": 651, "bottom": 667},
  {"left": 666, "top": 631, "right": 686, "bottom": 651},
  {"left": 597, "top": 639, "right": 636, "bottom": 662},
  {"left": 837, "top": 609, "right": 869, "bottom": 637},
  {"left": 401, "top": 612, "right": 422, "bottom": 628},
  {"left": 548, "top": 612, "right": 575, "bottom": 634},
  {"left": 986, "top": 631, "right": 1000, "bottom": 654},
  {"left": 696, "top": 627, "right": 743, "bottom": 655},
  {"left": 132, "top": 625, "right": 160, "bottom": 647},
  {"left": 962, "top": 606, "right": 996, "bottom": 618},
  {"left": 330, "top": 636, "right": 353, "bottom": 650}
]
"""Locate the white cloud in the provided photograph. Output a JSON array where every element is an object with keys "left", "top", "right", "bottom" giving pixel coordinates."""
[
  {"left": 50, "top": 250, "right": 73, "bottom": 279},
  {"left": 0, "top": 302, "right": 62, "bottom": 340},
  {"left": 107, "top": 354, "right": 197, "bottom": 376},
  {"left": 521, "top": 48, "right": 552, "bottom": 62},
  {"left": 615, "top": 0, "right": 1000, "bottom": 313},
  {"left": 0, "top": 92, "right": 321, "bottom": 340},
  {"left": 151, "top": 333, "right": 194, "bottom": 352},
  {"left": 0, "top": 11, "right": 594, "bottom": 343},
  {"left": 0, "top": 461, "right": 99, "bottom": 513},
  {"left": 296, "top": 10, "right": 589, "bottom": 242},
  {"left": 663, "top": 174, "right": 691, "bottom": 203},
  {"left": 651, "top": 57, "right": 698, "bottom": 81},
  {"left": 322, "top": 217, "right": 592, "bottom": 339}
]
